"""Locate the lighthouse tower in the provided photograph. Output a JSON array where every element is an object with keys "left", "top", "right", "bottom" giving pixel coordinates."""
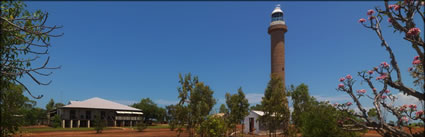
[{"left": 268, "top": 4, "right": 287, "bottom": 85}]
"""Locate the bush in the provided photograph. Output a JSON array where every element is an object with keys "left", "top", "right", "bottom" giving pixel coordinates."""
[
  {"left": 197, "top": 115, "right": 227, "bottom": 137},
  {"left": 93, "top": 116, "right": 106, "bottom": 133},
  {"left": 136, "top": 121, "right": 147, "bottom": 132},
  {"left": 300, "top": 102, "right": 361, "bottom": 137},
  {"left": 51, "top": 115, "right": 61, "bottom": 128}
]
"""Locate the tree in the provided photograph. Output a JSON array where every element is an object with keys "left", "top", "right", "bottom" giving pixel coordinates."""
[
  {"left": 1, "top": 0, "right": 62, "bottom": 135},
  {"left": 132, "top": 98, "right": 159, "bottom": 124},
  {"left": 0, "top": 83, "right": 34, "bottom": 136},
  {"left": 45, "top": 99, "right": 55, "bottom": 112},
  {"left": 300, "top": 100, "right": 361, "bottom": 137},
  {"left": 219, "top": 104, "right": 228, "bottom": 114},
  {"left": 249, "top": 104, "right": 263, "bottom": 111},
  {"left": 260, "top": 74, "right": 290, "bottom": 137},
  {"left": 225, "top": 87, "right": 249, "bottom": 137},
  {"left": 336, "top": 1, "right": 424, "bottom": 136},
  {"left": 288, "top": 83, "right": 312, "bottom": 131},
  {"left": 168, "top": 73, "right": 216, "bottom": 137}
]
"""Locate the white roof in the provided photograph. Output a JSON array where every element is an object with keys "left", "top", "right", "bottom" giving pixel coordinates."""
[
  {"left": 62, "top": 97, "right": 141, "bottom": 111},
  {"left": 251, "top": 110, "right": 282, "bottom": 117},
  {"left": 271, "top": 4, "right": 283, "bottom": 15},
  {"left": 252, "top": 110, "right": 265, "bottom": 116}
]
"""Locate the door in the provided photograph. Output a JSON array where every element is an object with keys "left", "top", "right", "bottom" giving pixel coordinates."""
[{"left": 249, "top": 118, "right": 254, "bottom": 133}]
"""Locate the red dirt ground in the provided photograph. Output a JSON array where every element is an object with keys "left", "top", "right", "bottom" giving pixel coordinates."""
[{"left": 15, "top": 127, "right": 424, "bottom": 137}]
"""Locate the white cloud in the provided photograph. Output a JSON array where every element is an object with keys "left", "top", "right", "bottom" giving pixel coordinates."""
[
  {"left": 313, "top": 95, "right": 352, "bottom": 102},
  {"left": 156, "top": 99, "right": 178, "bottom": 106},
  {"left": 245, "top": 93, "right": 264, "bottom": 104},
  {"left": 393, "top": 93, "right": 423, "bottom": 108}
]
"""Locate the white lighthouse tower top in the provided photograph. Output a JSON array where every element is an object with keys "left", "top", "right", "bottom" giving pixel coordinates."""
[
  {"left": 270, "top": 4, "right": 285, "bottom": 25},
  {"left": 271, "top": 4, "right": 283, "bottom": 15}
]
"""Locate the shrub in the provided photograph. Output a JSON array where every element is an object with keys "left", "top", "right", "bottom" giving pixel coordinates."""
[
  {"left": 197, "top": 115, "right": 227, "bottom": 137},
  {"left": 136, "top": 121, "right": 147, "bottom": 132},
  {"left": 300, "top": 101, "right": 361, "bottom": 137},
  {"left": 93, "top": 116, "right": 106, "bottom": 133},
  {"left": 51, "top": 115, "right": 61, "bottom": 128}
]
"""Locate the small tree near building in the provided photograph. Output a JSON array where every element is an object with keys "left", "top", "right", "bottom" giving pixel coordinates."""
[
  {"left": 260, "top": 74, "right": 290, "bottom": 137},
  {"left": 225, "top": 87, "right": 249, "bottom": 137}
]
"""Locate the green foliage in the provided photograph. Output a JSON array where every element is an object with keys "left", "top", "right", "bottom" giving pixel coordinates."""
[
  {"left": 260, "top": 74, "right": 290, "bottom": 136},
  {"left": 197, "top": 115, "right": 227, "bottom": 137},
  {"left": 167, "top": 73, "right": 216, "bottom": 137},
  {"left": 51, "top": 115, "right": 61, "bottom": 128},
  {"left": 0, "top": 83, "right": 35, "bottom": 136},
  {"left": 299, "top": 101, "right": 360, "bottom": 137},
  {"left": 22, "top": 107, "right": 46, "bottom": 126},
  {"left": 219, "top": 104, "right": 228, "bottom": 114},
  {"left": 132, "top": 98, "right": 166, "bottom": 124},
  {"left": 1, "top": 0, "right": 61, "bottom": 135},
  {"left": 93, "top": 116, "right": 106, "bottom": 134},
  {"left": 135, "top": 122, "right": 147, "bottom": 132},
  {"left": 288, "top": 83, "right": 313, "bottom": 131},
  {"left": 46, "top": 99, "right": 55, "bottom": 112},
  {"left": 225, "top": 87, "right": 249, "bottom": 136},
  {"left": 249, "top": 104, "right": 263, "bottom": 111}
]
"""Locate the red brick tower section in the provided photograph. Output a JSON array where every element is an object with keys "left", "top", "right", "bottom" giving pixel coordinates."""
[{"left": 268, "top": 4, "right": 287, "bottom": 85}]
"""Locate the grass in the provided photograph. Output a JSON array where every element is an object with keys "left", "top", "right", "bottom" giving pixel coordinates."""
[
  {"left": 147, "top": 124, "right": 170, "bottom": 129},
  {"left": 19, "top": 127, "right": 119, "bottom": 133}
]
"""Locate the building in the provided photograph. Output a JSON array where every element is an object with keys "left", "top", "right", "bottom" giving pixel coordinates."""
[
  {"left": 269, "top": 4, "right": 287, "bottom": 85},
  {"left": 243, "top": 4, "right": 288, "bottom": 135},
  {"left": 52, "top": 97, "right": 143, "bottom": 128},
  {"left": 243, "top": 110, "right": 267, "bottom": 134}
]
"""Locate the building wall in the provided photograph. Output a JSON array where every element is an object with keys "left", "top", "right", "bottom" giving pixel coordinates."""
[{"left": 243, "top": 111, "right": 260, "bottom": 134}]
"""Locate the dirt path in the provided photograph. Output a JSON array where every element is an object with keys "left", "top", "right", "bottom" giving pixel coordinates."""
[{"left": 16, "top": 128, "right": 188, "bottom": 137}]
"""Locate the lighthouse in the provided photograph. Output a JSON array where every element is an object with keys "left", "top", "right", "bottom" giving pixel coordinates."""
[{"left": 268, "top": 4, "right": 287, "bottom": 86}]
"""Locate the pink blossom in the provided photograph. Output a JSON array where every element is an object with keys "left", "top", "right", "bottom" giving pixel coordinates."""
[
  {"left": 407, "top": 27, "right": 421, "bottom": 36},
  {"left": 381, "top": 62, "right": 390, "bottom": 68},
  {"left": 381, "top": 95, "right": 387, "bottom": 99},
  {"left": 347, "top": 102, "right": 352, "bottom": 106},
  {"left": 373, "top": 67, "right": 378, "bottom": 71},
  {"left": 416, "top": 111, "right": 424, "bottom": 118},
  {"left": 376, "top": 73, "right": 388, "bottom": 80},
  {"left": 388, "top": 4, "right": 397, "bottom": 9},
  {"left": 409, "top": 104, "right": 417, "bottom": 109},
  {"left": 394, "top": 5, "right": 400, "bottom": 10},
  {"left": 413, "top": 59, "right": 421, "bottom": 65},
  {"left": 358, "top": 18, "right": 366, "bottom": 23},
  {"left": 368, "top": 16, "right": 375, "bottom": 20},
  {"left": 400, "top": 107, "right": 406, "bottom": 111},
  {"left": 403, "top": 104, "right": 409, "bottom": 108},
  {"left": 414, "top": 56, "right": 419, "bottom": 60},
  {"left": 339, "top": 77, "right": 345, "bottom": 82},
  {"left": 345, "top": 74, "right": 352, "bottom": 80},
  {"left": 408, "top": 67, "right": 413, "bottom": 71},
  {"left": 385, "top": 89, "right": 390, "bottom": 94},
  {"left": 368, "top": 70, "right": 374, "bottom": 75},
  {"left": 333, "top": 103, "right": 339, "bottom": 107},
  {"left": 357, "top": 89, "right": 366, "bottom": 94},
  {"left": 401, "top": 116, "right": 409, "bottom": 122},
  {"left": 387, "top": 18, "right": 392, "bottom": 23},
  {"left": 338, "top": 84, "right": 344, "bottom": 88},
  {"left": 367, "top": 9, "right": 375, "bottom": 16}
]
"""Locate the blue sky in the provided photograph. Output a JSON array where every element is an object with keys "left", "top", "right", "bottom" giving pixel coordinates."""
[{"left": 22, "top": 1, "right": 423, "bottom": 115}]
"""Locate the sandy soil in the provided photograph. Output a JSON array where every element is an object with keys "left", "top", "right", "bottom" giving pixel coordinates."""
[
  {"left": 16, "top": 127, "right": 424, "bottom": 137},
  {"left": 16, "top": 128, "right": 188, "bottom": 137}
]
